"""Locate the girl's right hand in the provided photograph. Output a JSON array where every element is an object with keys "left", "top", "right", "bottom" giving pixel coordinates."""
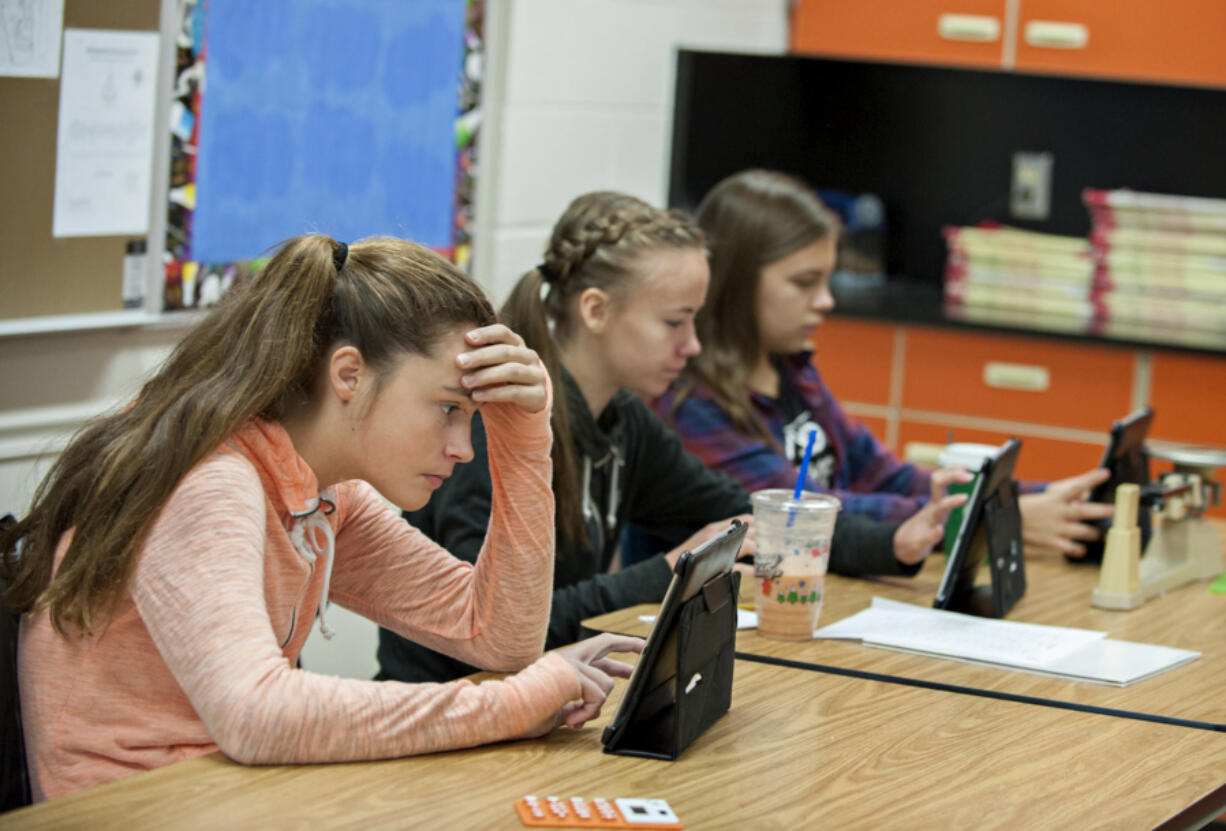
[
  {"left": 519, "top": 633, "right": 644, "bottom": 738},
  {"left": 892, "top": 466, "right": 973, "bottom": 565},
  {"left": 457, "top": 324, "right": 548, "bottom": 414}
]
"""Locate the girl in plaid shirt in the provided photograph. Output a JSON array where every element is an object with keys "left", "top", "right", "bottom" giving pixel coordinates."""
[{"left": 654, "top": 170, "right": 1114, "bottom": 559}]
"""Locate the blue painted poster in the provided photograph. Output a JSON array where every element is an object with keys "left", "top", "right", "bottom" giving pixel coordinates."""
[{"left": 191, "top": 0, "right": 465, "bottom": 263}]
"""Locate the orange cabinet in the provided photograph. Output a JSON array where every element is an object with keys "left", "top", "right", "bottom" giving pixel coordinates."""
[
  {"left": 896, "top": 420, "right": 1104, "bottom": 482},
  {"left": 1015, "top": 0, "right": 1226, "bottom": 87},
  {"left": 811, "top": 317, "right": 895, "bottom": 406},
  {"left": 900, "top": 328, "right": 1136, "bottom": 432},
  {"left": 810, "top": 315, "right": 1226, "bottom": 516},
  {"left": 791, "top": 0, "right": 1226, "bottom": 87},
  {"left": 791, "top": 0, "right": 1006, "bottom": 69},
  {"left": 1149, "top": 351, "right": 1226, "bottom": 447}
]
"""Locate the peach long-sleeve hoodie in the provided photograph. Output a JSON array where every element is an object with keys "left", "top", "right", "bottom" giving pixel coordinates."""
[{"left": 19, "top": 394, "right": 578, "bottom": 802}]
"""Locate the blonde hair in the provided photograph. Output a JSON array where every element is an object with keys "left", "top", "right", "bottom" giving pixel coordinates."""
[
  {"left": 2, "top": 235, "right": 496, "bottom": 636},
  {"left": 501, "top": 192, "right": 705, "bottom": 547}
]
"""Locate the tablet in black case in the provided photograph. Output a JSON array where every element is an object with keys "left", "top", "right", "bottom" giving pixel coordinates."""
[
  {"left": 934, "top": 438, "right": 1026, "bottom": 618},
  {"left": 601, "top": 521, "right": 746, "bottom": 761}
]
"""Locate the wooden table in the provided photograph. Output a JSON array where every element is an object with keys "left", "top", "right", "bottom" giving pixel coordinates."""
[
  {"left": 8, "top": 656, "right": 1226, "bottom": 830},
  {"left": 584, "top": 521, "right": 1226, "bottom": 729}
]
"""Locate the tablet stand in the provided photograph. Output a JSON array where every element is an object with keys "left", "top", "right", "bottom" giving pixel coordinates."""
[
  {"left": 949, "top": 480, "right": 1026, "bottom": 618},
  {"left": 1092, "top": 446, "right": 1225, "bottom": 610},
  {"left": 602, "top": 571, "right": 740, "bottom": 761}
]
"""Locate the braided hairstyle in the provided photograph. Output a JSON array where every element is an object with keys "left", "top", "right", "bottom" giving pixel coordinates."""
[{"left": 501, "top": 192, "right": 705, "bottom": 549}]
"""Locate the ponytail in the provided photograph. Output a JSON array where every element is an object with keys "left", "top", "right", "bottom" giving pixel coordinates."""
[
  {"left": 502, "top": 266, "right": 586, "bottom": 547},
  {"left": 2, "top": 234, "right": 494, "bottom": 635}
]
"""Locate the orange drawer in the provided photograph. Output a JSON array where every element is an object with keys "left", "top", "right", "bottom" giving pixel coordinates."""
[
  {"left": 812, "top": 317, "right": 896, "bottom": 406},
  {"left": 896, "top": 420, "right": 1105, "bottom": 483},
  {"left": 901, "top": 327, "right": 1135, "bottom": 431},
  {"left": 1149, "top": 351, "right": 1226, "bottom": 448},
  {"left": 790, "top": 0, "right": 1007, "bottom": 70},
  {"left": 1014, "top": 0, "right": 1226, "bottom": 88}
]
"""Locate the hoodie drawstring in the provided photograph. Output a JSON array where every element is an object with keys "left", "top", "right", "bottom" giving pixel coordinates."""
[
  {"left": 289, "top": 490, "right": 337, "bottom": 640},
  {"left": 581, "top": 448, "right": 624, "bottom": 533},
  {"left": 603, "top": 447, "right": 623, "bottom": 529}
]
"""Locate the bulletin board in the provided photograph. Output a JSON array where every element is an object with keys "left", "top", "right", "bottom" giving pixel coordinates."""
[
  {"left": 0, "top": 0, "right": 160, "bottom": 321},
  {"left": 0, "top": 0, "right": 481, "bottom": 321},
  {"left": 162, "top": 0, "right": 475, "bottom": 311}
]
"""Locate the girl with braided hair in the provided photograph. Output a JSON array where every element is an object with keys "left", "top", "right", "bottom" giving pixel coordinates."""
[
  {"left": 4, "top": 234, "right": 641, "bottom": 801},
  {"left": 379, "top": 192, "right": 967, "bottom": 685}
]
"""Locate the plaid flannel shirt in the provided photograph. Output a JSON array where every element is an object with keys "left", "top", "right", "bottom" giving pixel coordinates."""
[{"left": 653, "top": 351, "right": 931, "bottom": 523}]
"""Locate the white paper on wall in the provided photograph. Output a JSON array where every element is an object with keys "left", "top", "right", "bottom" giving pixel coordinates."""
[
  {"left": 0, "top": 0, "right": 64, "bottom": 78},
  {"left": 52, "top": 28, "right": 159, "bottom": 238}
]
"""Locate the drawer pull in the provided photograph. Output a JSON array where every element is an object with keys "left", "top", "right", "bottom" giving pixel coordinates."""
[
  {"left": 937, "top": 13, "right": 1001, "bottom": 42},
  {"left": 1024, "top": 20, "right": 1089, "bottom": 50},
  {"left": 983, "top": 361, "right": 1051, "bottom": 391}
]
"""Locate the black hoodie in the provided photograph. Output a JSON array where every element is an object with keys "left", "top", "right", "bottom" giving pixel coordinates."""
[{"left": 376, "top": 370, "right": 910, "bottom": 684}]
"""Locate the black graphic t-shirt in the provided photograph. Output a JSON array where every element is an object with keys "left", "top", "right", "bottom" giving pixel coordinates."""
[{"left": 775, "top": 364, "right": 835, "bottom": 487}]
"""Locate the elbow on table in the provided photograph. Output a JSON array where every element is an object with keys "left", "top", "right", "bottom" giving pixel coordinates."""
[
  {"left": 207, "top": 701, "right": 297, "bottom": 766},
  {"left": 213, "top": 730, "right": 269, "bottom": 766}
]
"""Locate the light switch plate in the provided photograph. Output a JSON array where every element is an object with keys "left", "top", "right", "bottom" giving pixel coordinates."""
[{"left": 1011, "top": 151, "right": 1053, "bottom": 220}]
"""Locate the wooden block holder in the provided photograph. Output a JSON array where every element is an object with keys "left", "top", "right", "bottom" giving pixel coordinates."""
[{"left": 1092, "top": 471, "right": 1224, "bottom": 610}]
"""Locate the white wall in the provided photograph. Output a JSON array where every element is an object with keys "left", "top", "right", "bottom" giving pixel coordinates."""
[
  {"left": 1, "top": 0, "right": 788, "bottom": 681},
  {"left": 474, "top": 0, "right": 789, "bottom": 303},
  {"left": 0, "top": 324, "right": 188, "bottom": 517}
]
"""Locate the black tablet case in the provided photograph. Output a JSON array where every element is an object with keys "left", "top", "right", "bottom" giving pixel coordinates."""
[
  {"left": 936, "top": 440, "right": 1026, "bottom": 618},
  {"left": 985, "top": 480, "right": 1026, "bottom": 617},
  {"left": 601, "top": 570, "right": 740, "bottom": 761}
]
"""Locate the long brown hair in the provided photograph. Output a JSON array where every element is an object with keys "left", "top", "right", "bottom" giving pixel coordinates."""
[
  {"left": 1, "top": 235, "right": 495, "bottom": 636},
  {"left": 501, "top": 192, "right": 705, "bottom": 548},
  {"left": 673, "top": 170, "right": 837, "bottom": 443}
]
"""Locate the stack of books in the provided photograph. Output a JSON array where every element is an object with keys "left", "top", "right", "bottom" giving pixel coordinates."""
[
  {"left": 942, "top": 225, "right": 1095, "bottom": 320},
  {"left": 1085, "top": 189, "right": 1226, "bottom": 331}
]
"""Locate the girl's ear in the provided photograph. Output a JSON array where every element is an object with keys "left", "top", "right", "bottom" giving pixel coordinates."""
[
  {"left": 327, "top": 345, "right": 367, "bottom": 403},
  {"left": 576, "top": 287, "right": 612, "bottom": 334}
]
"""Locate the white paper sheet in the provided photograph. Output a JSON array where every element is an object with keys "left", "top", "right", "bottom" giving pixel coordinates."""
[
  {"left": 52, "top": 28, "right": 159, "bottom": 237},
  {"left": 815, "top": 597, "right": 1199, "bottom": 687},
  {"left": 0, "top": 0, "right": 64, "bottom": 78}
]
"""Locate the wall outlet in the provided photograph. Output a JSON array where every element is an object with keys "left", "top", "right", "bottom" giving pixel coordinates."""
[{"left": 1011, "top": 151, "right": 1053, "bottom": 220}]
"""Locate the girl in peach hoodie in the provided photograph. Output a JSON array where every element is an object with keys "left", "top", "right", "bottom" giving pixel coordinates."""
[{"left": 1, "top": 235, "right": 641, "bottom": 802}]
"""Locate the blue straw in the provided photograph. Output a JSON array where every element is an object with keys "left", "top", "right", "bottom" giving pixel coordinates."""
[{"left": 788, "top": 429, "right": 817, "bottom": 527}]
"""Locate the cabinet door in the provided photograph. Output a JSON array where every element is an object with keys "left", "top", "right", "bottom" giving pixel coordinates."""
[
  {"left": 1015, "top": 0, "right": 1226, "bottom": 87},
  {"left": 811, "top": 317, "right": 896, "bottom": 406},
  {"left": 790, "top": 0, "right": 1006, "bottom": 69},
  {"left": 1149, "top": 351, "right": 1226, "bottom": 447},
  {"left": 901, "top": 327, "right": 1136, "bottom": 432},
  {"left": 896, "top": 420, "right": 1104, "bottom": 482}
]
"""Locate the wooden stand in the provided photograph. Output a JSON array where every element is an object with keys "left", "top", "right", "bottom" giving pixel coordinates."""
[{"left": 1092, "top": 475, "right": 1224, "bottom": 610}]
